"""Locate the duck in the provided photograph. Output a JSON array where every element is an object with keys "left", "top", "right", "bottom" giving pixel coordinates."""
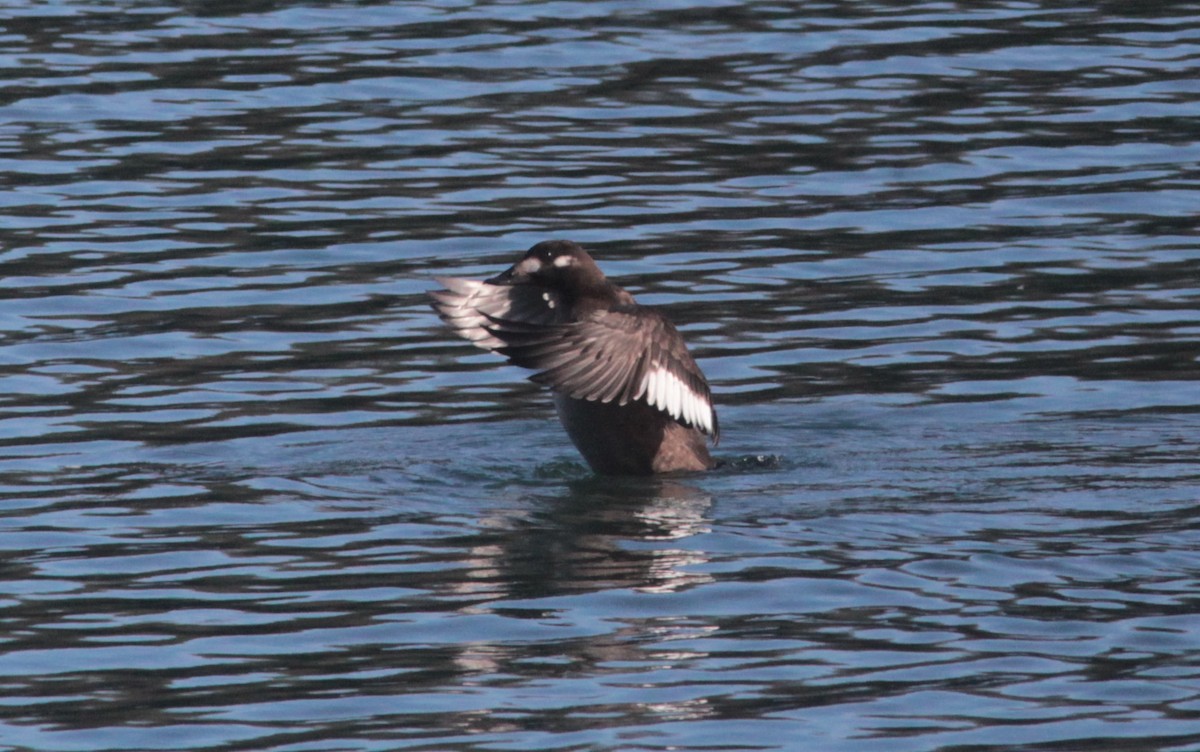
[{"left": 429, "top": 240, "right": 718, "bottom": 475}]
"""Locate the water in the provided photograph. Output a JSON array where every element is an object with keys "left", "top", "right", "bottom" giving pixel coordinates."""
[{"left": 2, "top": 1, "right": 1199, "bottom": 750}]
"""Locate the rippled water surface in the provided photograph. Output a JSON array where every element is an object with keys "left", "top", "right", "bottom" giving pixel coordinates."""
[{"left": 2, "top": 2, "right": 1200, "bottom": 750}]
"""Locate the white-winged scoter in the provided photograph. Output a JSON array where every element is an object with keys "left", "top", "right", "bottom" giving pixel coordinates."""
[{"left": 429, "top": 240, "right": 718, "bottom": 475}]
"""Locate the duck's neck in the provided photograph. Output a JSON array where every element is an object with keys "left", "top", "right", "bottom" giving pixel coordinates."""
[{"left": 565, "top": 277, "right": 633, "bottom": 316}]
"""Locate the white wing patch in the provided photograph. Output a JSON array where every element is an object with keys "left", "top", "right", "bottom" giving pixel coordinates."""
[{"left": 636, "top": 364, "right": 714, "bottom": 435}]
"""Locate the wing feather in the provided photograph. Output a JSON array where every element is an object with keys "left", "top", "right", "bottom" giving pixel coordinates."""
[
  {"left": 499, "top": 307, "right": 717, "bottom": 441},
  {"left": 430, "top": 277, "right": 717, "bottom": 441}
]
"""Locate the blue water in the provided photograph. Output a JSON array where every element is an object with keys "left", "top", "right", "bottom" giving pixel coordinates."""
[{"left": 1, "top": 2, "right": 1199, "bottom": 750}]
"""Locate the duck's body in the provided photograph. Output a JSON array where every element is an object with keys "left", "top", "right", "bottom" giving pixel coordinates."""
[{"left": 430, "top": 240, "right": 718, "bottom": 475}]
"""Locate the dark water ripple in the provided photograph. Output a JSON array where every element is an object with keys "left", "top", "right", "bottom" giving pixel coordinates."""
[{"left": 1, "top": 1, "right": 1199, "bottom": 750}]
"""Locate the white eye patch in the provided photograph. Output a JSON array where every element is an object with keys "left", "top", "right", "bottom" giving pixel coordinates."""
[
  {"left": 517, "top": 257, "right": 543, "bottom": 275},
  {"left": 552, "top": 254, "right": 577, "bottom": 268}
]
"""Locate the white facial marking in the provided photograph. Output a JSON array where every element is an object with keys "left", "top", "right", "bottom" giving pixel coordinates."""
[
  {"left": 542, "top": 291, "right": 555, "bottom": 309},
  {"left": 517, "top": 257, "right": 543, "bottom": 275},
  {"left": 552, "top": 254, "right": 576, "bottom": 268}
]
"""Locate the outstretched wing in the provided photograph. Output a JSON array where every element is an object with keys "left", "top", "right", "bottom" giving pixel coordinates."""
[
  {"left": 493, "top": 307, "right": 718, "bottom": 442},
  {"left": 429, "top": 277, "right": 565, "bottom": 350}
]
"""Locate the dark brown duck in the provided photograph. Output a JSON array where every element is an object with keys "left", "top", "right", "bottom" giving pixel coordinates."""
[{"left": 430, "top": 240, "right": 718, "bottom": 475}]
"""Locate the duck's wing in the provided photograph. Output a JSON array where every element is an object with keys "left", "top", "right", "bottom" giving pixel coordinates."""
[
  {"left": 429, "top": 277, "right": 565, "bottom": 351},
  {"left": 493, "top": 307, "right": 718, "bottom": 442}
]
